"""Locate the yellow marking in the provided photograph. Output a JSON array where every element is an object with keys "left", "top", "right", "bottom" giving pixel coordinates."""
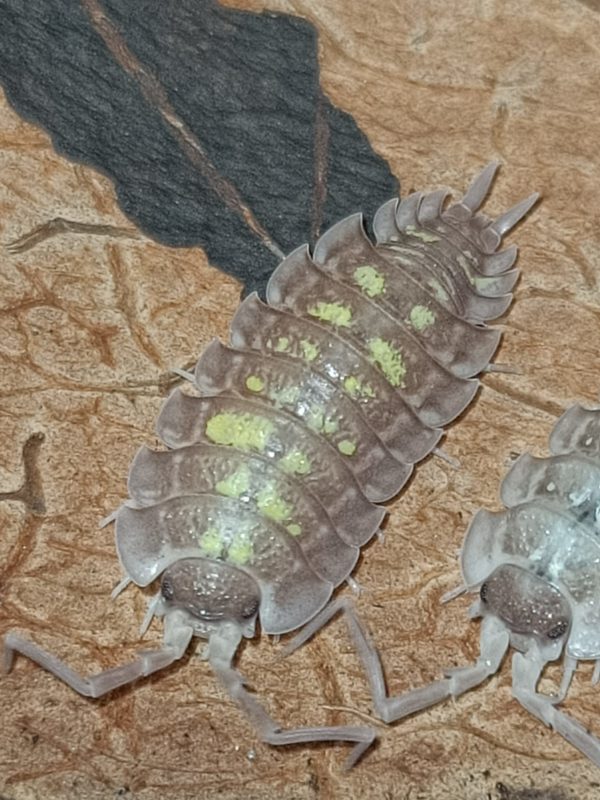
[
  {"left": 274, "top": 336, "right": 290, "bottom": 352},
  {"left": 279, "top": 449, "right": 312, "bottom": 476},
  {"left": 304, "top": 406, "right": 338, "bottom": 436},
  {"left": 300, "top": 339, "right": 319, "bottom": 362},
  {"left": 245, "top": 374, "right": 265, "bottom": 393},
  {"left": 206, "top": 412, "right": 274, "bottom": 453},
  {"left": 215, "top": 464, "right": 252, "bottom": 498},
  {"left": 286, "top": 523, "right": 302, "bottom": 537},
  {"left": 305, "top": 406, "right": 324, "bottom": 432},
  {"left": 323, "top": 417, "right": 339, "bottom": 435},
  {"left": 307, "top": 301, "right": 352, "bottom": 327},
  {"left": 408, "top": 305, "right": 436, "bottom": 332},
  {"left": 228, "top": 533, "right": 254, "bottom": 565},
  {"left": 368, "top": 338, "right": 406, "bottom": 387},
  {"left": 200, "top": 527, "right": 223, "bottom": 558},
  {"left": 338, "top": 439, "right": 357, "bottom": 456},
  {"left": 354, "top": 265, "right": 385, "bottom": 297},
  {"left": 256, "top": 484, "right": 292, "bottom": 522},
  {"left": 343, "top": 374, "right": 375, "bottom": 400}
]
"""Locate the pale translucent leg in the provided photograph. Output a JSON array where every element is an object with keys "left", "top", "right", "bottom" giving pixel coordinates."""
[
  {"left": 433, "top": 446, "right": 461, "bottom": 469},
  {"left": 484, "top": 363, "right": 522, "bottom": 375},
  {"left": 282, "top": 599, "right": 509, "bottom": 724},
  {"left": 2, "top": 610, "right": 193, "bottom": 698},
  {"left": 170, "top": 367, "right": 196, "bottom": 382},
  {"left": 138, "top": 592, "right": 162, "bottom": 636},
  {"left": 556, "top": 655, "right": 578, "bottom": 702},
  {"left": 208, "top": 621, "right": 376, "bottom": 769},
  {"left": 440, "top": 585, "right": 467, "bottom": 604},
  {"left": 512, "top": 649, "right": 600, "bottom": 766},
  {"left": 111, "top": 575, "right": 132, "bottom": 599}
]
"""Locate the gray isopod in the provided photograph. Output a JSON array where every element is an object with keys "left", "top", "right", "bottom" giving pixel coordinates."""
[{"left": 2, "top": 164, "right": 537, "bottom": 767}]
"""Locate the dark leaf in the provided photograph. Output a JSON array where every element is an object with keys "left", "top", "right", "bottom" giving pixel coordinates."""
[{"left": 0, "top": 0, "right": 399, "bottom": 293}]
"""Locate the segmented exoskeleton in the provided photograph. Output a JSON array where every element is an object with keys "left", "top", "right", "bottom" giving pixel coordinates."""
[
  {"left": 383, "top": 404, "right": 600, "bottom": 768},
  {"left": 3, "top": 164, "right": 538, "bottom": 766}
]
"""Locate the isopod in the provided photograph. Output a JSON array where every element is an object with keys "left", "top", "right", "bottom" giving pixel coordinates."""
[
  {"left": 385, "top": 404, "right": 600, "bottom": 767},
  {"left": 2, "top": 164, "right": 537, "bottom": 767}
]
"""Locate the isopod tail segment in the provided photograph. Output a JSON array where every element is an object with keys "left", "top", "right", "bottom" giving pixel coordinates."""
[
  {"left": 2, "top": 164, "right": 540, "bottom": 769},
  {"left": 371, "top": 404, "right": 600, "bottom": 768}
]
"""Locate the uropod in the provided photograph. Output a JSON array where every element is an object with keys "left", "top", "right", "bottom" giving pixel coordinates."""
[
  {"left": 2, "top": 165, "right": 537, "bottom": 767},
  {"left": 384, "top": 404, "right": 600, "bottom": 767}
]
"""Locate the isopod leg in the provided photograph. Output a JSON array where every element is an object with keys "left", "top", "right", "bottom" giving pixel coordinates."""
[
  {"left": 208, "top": 621, "right": 376, "bottom": 769},
  {"left": 282, "top": 600, "right": 509, "bottom": 723},
  {"left": 2, "top": 610, "right": 193, "bottom": 698},
  {"left": 512, "top": 650, "right": 600, "bottom": 766}
]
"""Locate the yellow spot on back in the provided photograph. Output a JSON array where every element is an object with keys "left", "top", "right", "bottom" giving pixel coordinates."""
[
  {"left": 343, "top": 374, "right": 375, "bottom": 400},
  {"left": 206, "top": 412, "right": 273, "bottom": 453},
  {"left": 368, "top": 338, "right": 406, "bottom": 387},
  {"left": 279, "top": 449, "right": 311, "bottom": 476},
  {"left": 323, "top": 417, "right": 339, "bottom": 435},
  {"left": 304, "top": 406, "right": 339, "bottom": 435},
  {"left": 245, "top": 374, "right": 265, "bottom": 393},
  {"left": 286, "top": 523, "right": 302, "bottom": 536},
  {"left": 338, "top": 439, "right": 357, "bottom": 456},
  {"left": 256, "top": 484, "right": 292, "bottom": 522},
  {"left": 200, "top": 527, "right": 223, "bottom": 558},
  {"left": 353, "top": 265, "right": 385, "bottom": 297},
  {"left": 408, "top": 305, "right": 436, "bottom": 332},
  {"left": 274, "top": 336, "right": 290, "bottom": 352},
  {"left": 228, "top": 533, "right": 253, "bottom": 565},
  {"left": 307, "top": 301, "right": 352, "bottom": 327},
  {"left": 305, "top": 406, "right": 325, "bottom": 432},
  {"left": 215, "top": 464, "right": 251, "bottom": 498},
  {"left": 300, "top": 339, "right": 319, "bottom": 362}
]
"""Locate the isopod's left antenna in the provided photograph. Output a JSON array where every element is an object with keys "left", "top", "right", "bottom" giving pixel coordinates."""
[{"left": 2, "top": 610, "right": 193, "bottom": 698}]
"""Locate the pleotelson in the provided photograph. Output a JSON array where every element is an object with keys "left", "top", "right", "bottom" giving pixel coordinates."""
[{"left": 115, "top": 164, "right": 537, "bottom": 634}]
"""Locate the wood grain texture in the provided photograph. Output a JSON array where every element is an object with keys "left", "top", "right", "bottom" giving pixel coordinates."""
[{"left": 1, "top": 1, "right": 600, "bottom": 798}]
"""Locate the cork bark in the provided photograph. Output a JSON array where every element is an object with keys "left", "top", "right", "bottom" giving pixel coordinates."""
[{"left": 1, "top": 1, "right": 600, "bottom": 799}]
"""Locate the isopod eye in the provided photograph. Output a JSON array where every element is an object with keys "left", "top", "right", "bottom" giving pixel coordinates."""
[
  {"left": 480, "top": 582, "right": 488, "bottom": 603},
  {"left": 161, "top": 576, "right": 174, "bottom": 601},
  {"left": 241, "top": 598, "right": 259, "bottom": 619},
  {"left": 547, "top": 620, "right": 568, "bottom": 639}
]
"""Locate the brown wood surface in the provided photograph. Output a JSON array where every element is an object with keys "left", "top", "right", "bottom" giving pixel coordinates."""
[{"left": 1, "top": 1, "right": 600, "bottom": 798}]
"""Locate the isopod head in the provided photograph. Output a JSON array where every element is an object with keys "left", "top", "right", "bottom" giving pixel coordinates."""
[
  {"left": 479, "top": 563, "right": 571, "bottom": 643},
  {"left": 159, "top": 557, "right": 261, "bottom": 639}
]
